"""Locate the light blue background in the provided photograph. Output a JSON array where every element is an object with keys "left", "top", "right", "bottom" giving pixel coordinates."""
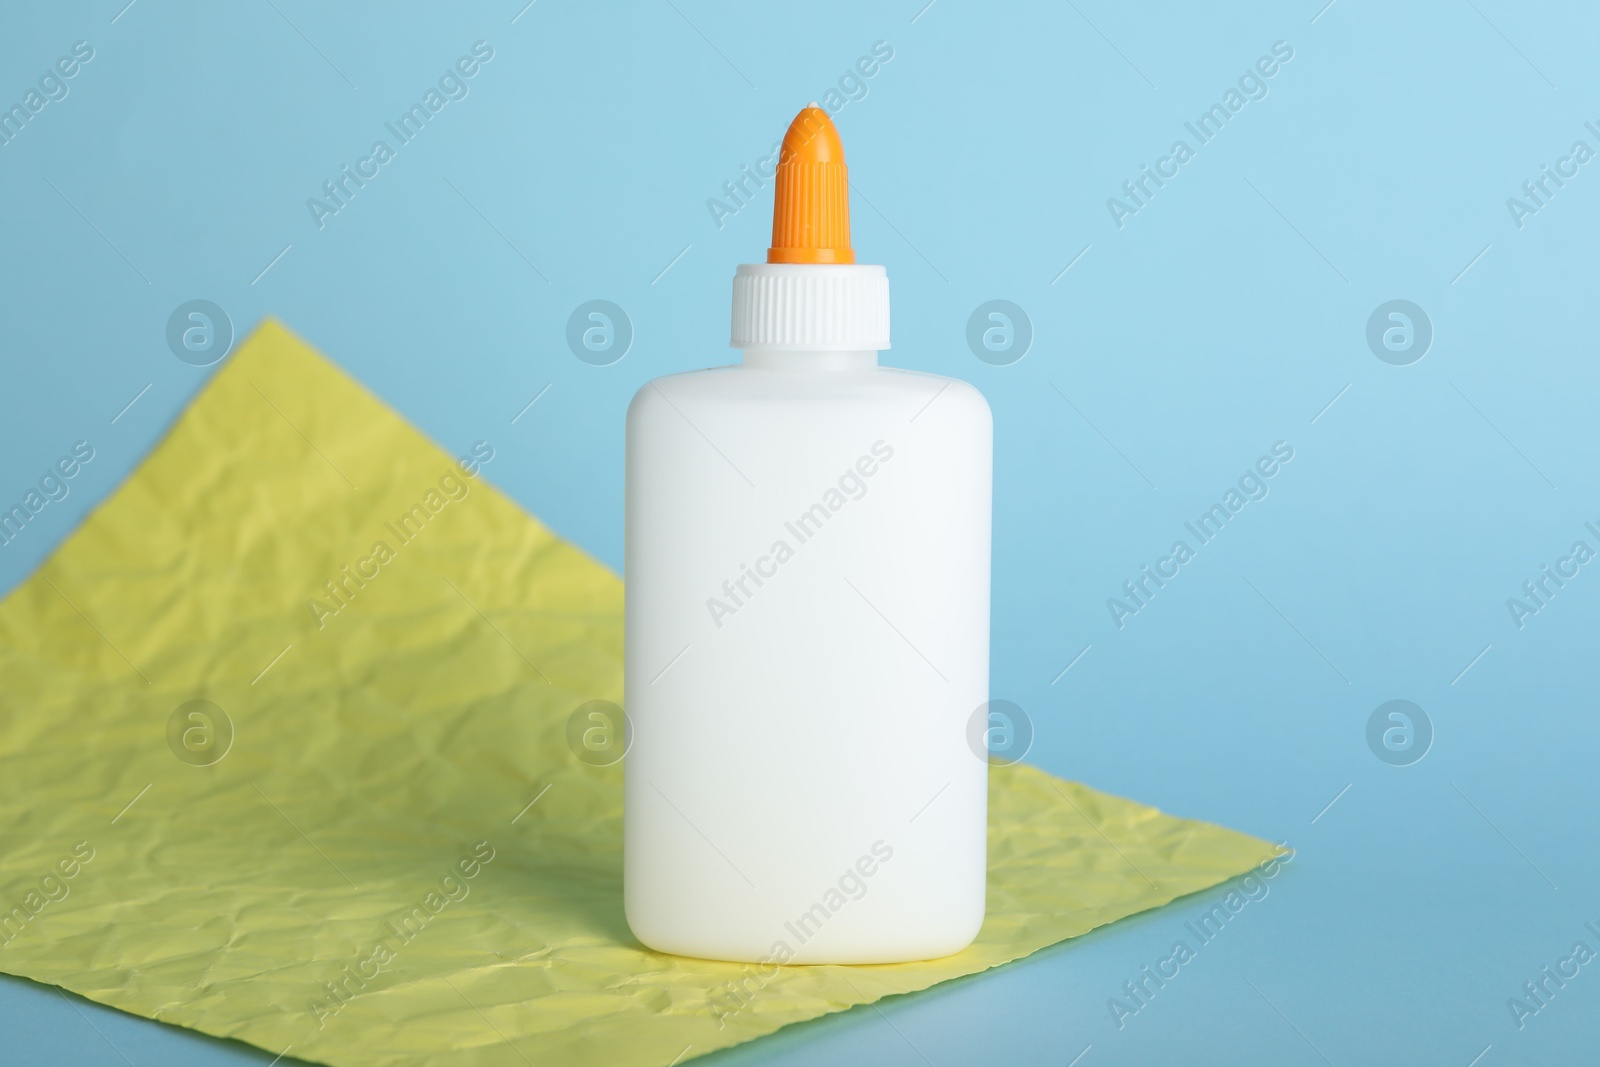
[{"left": 3, "top": 1, "right": 1598, "bottom": 1064}]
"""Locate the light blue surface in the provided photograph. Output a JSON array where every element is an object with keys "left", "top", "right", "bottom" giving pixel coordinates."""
[{"left": 3, "top": 1, "right": 1598, "bottom": 1064}]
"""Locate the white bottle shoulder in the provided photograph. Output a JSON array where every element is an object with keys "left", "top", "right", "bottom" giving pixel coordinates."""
[{"left": 627, "top": 361, "right": 990, "bottom": 433}]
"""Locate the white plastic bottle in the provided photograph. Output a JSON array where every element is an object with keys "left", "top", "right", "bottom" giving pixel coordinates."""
[{"left": 624, "top": 106, "right": 992, "bottom": 965}]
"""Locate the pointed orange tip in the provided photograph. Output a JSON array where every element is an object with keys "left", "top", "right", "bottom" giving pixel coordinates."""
[{"left": 768, "top": 106, "right": 855, "bottom": 265}]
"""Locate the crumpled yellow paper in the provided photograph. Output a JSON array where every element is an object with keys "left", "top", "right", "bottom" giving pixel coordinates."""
[{"left": 0, "top": 320, "right": 1278, "bottom": 1066}]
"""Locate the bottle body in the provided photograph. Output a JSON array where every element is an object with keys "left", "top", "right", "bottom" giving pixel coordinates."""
[{"left": 623, "top": 352, "right": 992, "bottom": 964}]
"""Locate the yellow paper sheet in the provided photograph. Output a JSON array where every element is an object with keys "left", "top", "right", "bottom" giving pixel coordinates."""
[{"left": 0, "top": 320, "right": 1278, "bottom": 1066}]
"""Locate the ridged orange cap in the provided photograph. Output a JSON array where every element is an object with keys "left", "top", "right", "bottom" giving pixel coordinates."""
[{"left": 767, "top": 105, "right": 854, "bottom": 264}]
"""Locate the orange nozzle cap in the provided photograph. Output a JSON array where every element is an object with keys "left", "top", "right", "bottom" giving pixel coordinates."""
[{"left": 767, "top": 105, "right": 855, "bottom": 265}]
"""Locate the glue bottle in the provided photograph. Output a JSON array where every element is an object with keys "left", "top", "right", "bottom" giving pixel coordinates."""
[{"left": 624, "top": 105, "right": 992, "bottom": 964}]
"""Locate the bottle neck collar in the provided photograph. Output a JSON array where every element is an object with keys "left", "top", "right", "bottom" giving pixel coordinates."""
[{"left": 739, "top": 349, "right": 878, "bottom": 371}]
